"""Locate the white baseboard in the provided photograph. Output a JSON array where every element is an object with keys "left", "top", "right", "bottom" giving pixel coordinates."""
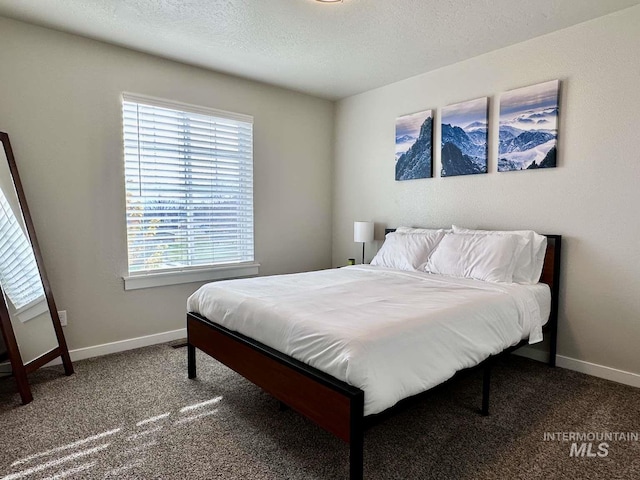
[
  {"left": 46, "top": 328, "right": 187, "bottom": 366},
  {"left": 1, "top": 328, "right": 186, "bottom": 375},
  {"left": 516, "top": 346, "right": 640, "bottom": 389}
]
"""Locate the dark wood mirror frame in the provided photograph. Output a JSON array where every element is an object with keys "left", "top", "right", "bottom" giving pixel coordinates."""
[{"left": 0, "top": 131, "right": 73, "bottom": 404}]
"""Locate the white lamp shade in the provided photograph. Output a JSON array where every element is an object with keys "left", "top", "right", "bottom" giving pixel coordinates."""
[{"left": 354, "top": 221, "right": 374, "bottom": 243}]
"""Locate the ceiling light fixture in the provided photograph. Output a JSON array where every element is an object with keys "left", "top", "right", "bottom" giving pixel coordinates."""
[{"left": 315, "top": 0, "right": 343, "bottom": 3}]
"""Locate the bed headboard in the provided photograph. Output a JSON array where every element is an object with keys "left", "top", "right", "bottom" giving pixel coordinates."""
[
  {"left": 539, "top": 235, "right": 561, "bottom": 289},
  {"left": 540, "top": 234, "right": 561, "bottom": 366},
  {"left": 385, "top": 228, "right": 562, "bottom": 365}
]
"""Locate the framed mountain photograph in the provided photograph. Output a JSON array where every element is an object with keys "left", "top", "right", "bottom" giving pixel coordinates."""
[
  {"left": 498, "top": 79, "right": 560, "bottom": 172},
  {"left": 441, "top": 97, "right": 488, "bottom": 177},
  {"left": 395, "top": 110, "right": 433, "bottom": 181}
]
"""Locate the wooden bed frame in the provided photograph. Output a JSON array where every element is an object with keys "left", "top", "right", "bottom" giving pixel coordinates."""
[{"left": 187, "top": 233, "right": 561, "bottom": 480}]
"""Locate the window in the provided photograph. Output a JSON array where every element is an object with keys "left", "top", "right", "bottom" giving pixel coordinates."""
[{"left": 122, "top": 94, "right": 257, "bottom": 290}]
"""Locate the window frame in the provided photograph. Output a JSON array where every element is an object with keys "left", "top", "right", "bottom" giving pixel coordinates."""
[{"left": 120, "top": 93, "right": 259, "bottom": 290}]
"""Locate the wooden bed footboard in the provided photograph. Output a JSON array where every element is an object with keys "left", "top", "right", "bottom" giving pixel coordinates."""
[{"left": 187, "top": 313, "right": 365, "bottom": 479}]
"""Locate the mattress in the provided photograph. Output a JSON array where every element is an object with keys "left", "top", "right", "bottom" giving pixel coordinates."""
[{"left": 187, "top": 265, "right": 551, "bottom": 416}]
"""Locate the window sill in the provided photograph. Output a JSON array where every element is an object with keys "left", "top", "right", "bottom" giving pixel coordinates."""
[
  {"left": 123, "top": 262, "right": 260, "bottom": 291},
  {"left": 16, "top": 296, "right": 48, "bottom": 323}
]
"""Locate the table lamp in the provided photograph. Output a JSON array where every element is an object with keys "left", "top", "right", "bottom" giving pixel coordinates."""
[{"left": 353, "top": 221, "right": 374, "bottom": 264}]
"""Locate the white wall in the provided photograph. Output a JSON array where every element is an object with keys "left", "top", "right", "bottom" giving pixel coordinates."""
[
  {"left": 333, "top": 7, "right": 640, "bottom": 374},
  {"left": 0, "top": 17, "right": 334, "bottom": 351}
]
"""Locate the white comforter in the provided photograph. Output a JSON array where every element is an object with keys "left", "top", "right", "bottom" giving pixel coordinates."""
[{"left": 187, "top": 266, "right": 550, "bottom": 416}]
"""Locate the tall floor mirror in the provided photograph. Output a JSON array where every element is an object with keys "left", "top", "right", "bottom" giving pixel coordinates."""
[{"left": 0, "top": 131, "right": 73, "bottom": 404}]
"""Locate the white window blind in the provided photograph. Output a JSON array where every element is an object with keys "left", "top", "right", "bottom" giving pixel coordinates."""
[
  {"left": 0, "top": 188, "right": 44, "bottom": 310},
  {"left": 122, "top": 94, "right": 254, "bottom": 276}
]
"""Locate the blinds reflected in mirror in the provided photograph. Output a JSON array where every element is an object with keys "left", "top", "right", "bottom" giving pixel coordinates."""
[{"left": 0, "top": 187, "right": 44, "bottom": 311}]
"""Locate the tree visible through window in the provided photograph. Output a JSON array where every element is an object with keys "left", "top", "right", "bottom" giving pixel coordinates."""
[{"left": 122, "top": 95, "right": 254, "bottom": 275}]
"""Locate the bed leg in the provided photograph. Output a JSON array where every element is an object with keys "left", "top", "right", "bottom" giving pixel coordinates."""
[
  {"left": 350, "top": 429, "right": 363, "bottom": 480},
  {"left": 349, "top": 391, "right": 365, "bottom": 480},
  {"left": 188, "top": 344, "right": 196, "bottom": 379},
  {"left": 481, "top": 360, "right": 492, "bottom": 416}
]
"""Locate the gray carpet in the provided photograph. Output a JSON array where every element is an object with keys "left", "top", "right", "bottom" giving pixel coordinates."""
[{"left": 1, "top": 345, "right": 639, "bottom": 479}]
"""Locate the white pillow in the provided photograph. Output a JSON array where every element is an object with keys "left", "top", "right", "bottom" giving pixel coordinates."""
[
  {"left": 371, "top": 231, "right": 445, "bottom": 271},
  {"left": 452, "top": 226, "right": 547, "bottom": 284},
  {"left": 424, "top": 233, "right": 524, "bottom": 283},
  {"left": 396, "top": 226, "right": 451, "bottom": 234}
]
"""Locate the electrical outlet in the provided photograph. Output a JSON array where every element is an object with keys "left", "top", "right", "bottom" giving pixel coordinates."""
[{"left": 58, "top": 310, "right": 67, "bottom": 327}]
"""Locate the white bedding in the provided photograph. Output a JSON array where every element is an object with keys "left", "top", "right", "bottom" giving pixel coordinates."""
[{"left": 187, "top": 265, "right": 550, "bottom": 416}]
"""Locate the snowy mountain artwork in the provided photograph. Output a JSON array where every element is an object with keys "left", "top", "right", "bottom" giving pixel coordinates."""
[
  {"left": 441, "top": 97, "right": 488, "bottom": 177},
  {"left": 395, "top": 110, "right": 433, "bottom": 181},
  {"left": 498, "top": 80, "right": 560, "bottom": 172}
]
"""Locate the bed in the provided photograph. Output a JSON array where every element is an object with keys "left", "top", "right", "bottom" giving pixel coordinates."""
[{"left": 186, "top": 229, "right": 561, "bottom": 480}]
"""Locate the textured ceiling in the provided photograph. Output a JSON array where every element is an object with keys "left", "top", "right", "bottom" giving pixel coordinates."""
[{"left": 0, "top": 0, "right": 638, "bottom": 100}]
